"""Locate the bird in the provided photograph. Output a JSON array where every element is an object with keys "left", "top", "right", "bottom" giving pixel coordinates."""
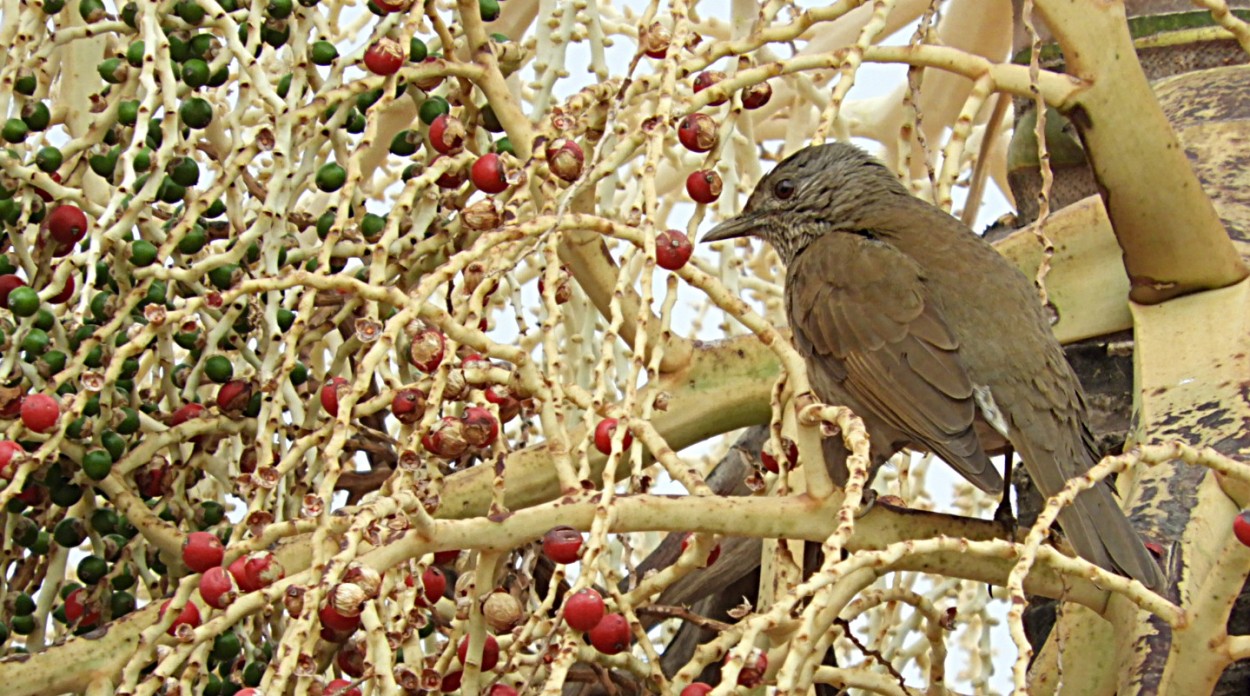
[{"left": 700, "top": 142, "right": 1165, "bottom": 592}]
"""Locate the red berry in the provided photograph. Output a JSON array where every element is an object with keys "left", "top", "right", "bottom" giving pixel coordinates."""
[
  {"left": 484, "top": 385, "right": 521, "bottom": 423},
  {"left": 236, "top": 689, "right": 260, "bottom": 696},
  {"left": 563, "top": 588, "right": 605, "bottom": 632},
  {"left": 641, "top": 22, "right": 671, "bottom": 59},
  {"left": 64, "top": 588, "right": 101, "bottom": 628},
  {"left": 677, "top": 113, "right": 718, "bottom": 153},
  {"left": 471, "top": 153, "right": 509, "bottom": 194},
  {"left": 542, "top": 526, "right": 583, "bottom": 564},
  {"left": 170, "top": 402, "right": 205, "bottom": 426},
  {"left": 46, "top": 204, "right": 89, "bottom": 246},
  {"left": 433, "top": 549, "right": 460, "bottom": 565},
  {"left": 693, "top": 70, "right": 728, "bottom": 106},
  {"left": 681, "top": 685, "right": 713, "bottom": 696},
  {"left": 488, "top": 686, "right": 519, "bottom": 696},
  {"left": 408, "top": 326, "right": 445, "bottom": 372},
  {"left": 321, "top": 376, "right": 349, "bottom": 417},
  {"left": 1235, "top": 510, "right": 1250, "bottom": 547},
  {"left": 391, "top": 388, "right": 425, "bottom": 425},
  {"left": 320, "top": 602, "right": 362, "bottom": 633},
  {"left": 363, "top": 37, "right": 405, "bottom": 75},
  {"left": 681, "top": 532, "right": 721, "bottom": 567},
  {"left": 49, "top": 269, "right": 75, "bottom": 304},
  {"left": 588, "top": 613, "right": 630, "bottom": 655},
  {"left": 183, "top": 531, "right": 225, "bottom": 572},
  {"left": 373, "top": 0, "right": 407, "bottom": 11},
  {"left": 20, "top": 393, "right": 59, "bottom": 433},
  {"left": 216, "top": 380, "right": 252, "bottom": 415},
  {"left": 440, "top": 671, "right": 463, "bottom": 692},
  {"left": 457, "top": 633, "right": 500, "bottom": 670},
  {"left": 336, "top": 640, "right": 367, "bottom": 675},
  {"left": 0, "top": 275, "right": 26, "bottom": 307},
  {"left": 594, "top": 418, "right": 633, "bottom": 454},
  {"left": 199, "top": 566, "right": 238, "bottom": 609},
  {"left": 325, "top": 679, "right": 362, "bottom": 696},
  {"left": 159, "top": 598, "right": 201, "bottom": 635},
  {"left": 422, "top": 416, "right": 468, "bottom": 458},
  {"left": 655, "top": 229, "right": 694, "bottom": 271},
  {"left": 735, "top": 649, "right": 769, "bottom": 687},
  {"left": 227, "top": 555, "right": 257, "bottom": 591},
  {"left": 0, "top": 440, "right": 25, "bottom": 479},
  {"left": 428, "top": 114, "right": 466, "bottom": 155},
  {"left": 545, "top": 138, "right": 584, "bottom": 182},
  {"left": 685, "top": 170, "right": 722, "bottom": 204},
  {"left": 239, "top": 552, "right": 283, "bottom": 591},
  {"left": 742, "top": 81, "right": 773, "bottom": 110},
  {"left": 461, "top": 406, "right": 499, "bottom": 448},
  {"left": 433, "top": 155, "right": 467, "bottom": 189},
  {"left": 419, "top": 565, "right": 447, "bottom": 606}
]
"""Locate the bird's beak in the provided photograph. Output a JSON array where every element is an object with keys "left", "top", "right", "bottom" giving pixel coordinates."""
[{"left": 700, "top": 212, "right": 760, "bottom": 243}]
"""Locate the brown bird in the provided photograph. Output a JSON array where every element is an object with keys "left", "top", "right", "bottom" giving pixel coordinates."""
[{"left": 701, "top": 142, "right": 1165, "bottom": 591}]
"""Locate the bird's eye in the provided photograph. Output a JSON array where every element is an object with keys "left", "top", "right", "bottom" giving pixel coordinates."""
[{"left": 773, "top": 179, "right": 795, "bottom": 199}]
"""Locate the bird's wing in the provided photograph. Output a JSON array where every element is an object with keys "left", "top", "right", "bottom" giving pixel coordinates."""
[{"left": 787, "top": 234, "right": 1001, "bottom": 492}]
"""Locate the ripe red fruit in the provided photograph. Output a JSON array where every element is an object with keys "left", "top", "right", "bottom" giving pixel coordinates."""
[
  {"left": 49, "top": 270, "right": 75, "bottom": 304},
  {"left": 742, "top": 81, "right": 773, "bottom": 109},
  {"left": 433, "top": 155, "right": 467, "bottom": 189},
  {"left": 542, "top": 526, "right": 583, "bottom": 564},
  {"left": 677, "top": 113, "right": 718, "bottom": 153},
  {"left": 441, "top": 671, "right": 463, "bottom": 692},
  {"left": 735, "top": 649, "right": 769, "bottom": 687},
  {"left": 46, "top": 204, "right": 89, "bottom": 246},
  {"left": 159, "top": 598, "right": 201, "bottom": 635},
  {"left": 594, "top": 418, "right": 633, "bottom": 454},
  {"left": 391, "top": 388, "right": 425, "bottom": 425},
  {"left": 418, "top": 565, "right": 447, "bottom": 606},
  {"left": 320, "top": 602, "right": 362, "bottom": 633},
  {"left": 227, "top": 555, "right": 257, "bottom": 591},
  {"left": 170, "top": 402, "right": 205, "bottom": 426},
  {"left": 1235, "top": 510, "right": 1250, "bottom": 547},
  {"left": 429, "top": 114, "right": 466, "bottom": 155},
  {"left": 422, "top": 416, "right": 468, "bottom": 458},
  {"left": 545, "top": 138, "right": 584, "bottom": 182},
  {"left": 325, "top": 679, "right": 362, "bottom": 696},
  {"left": 321, "top": 376, "right": 349, "bottom": 417},
  {"left": 0, "top": 440, "right": 25, "bottom": 479},
  {"left": 655, "top": 229, "right": 694, "bottom": 271},
  {"left": 216, "top": 380, "right": 252, "bottom": 415},
  {"left": 680, "top": 684, "right": 713, "bottom": 696},
  {"left": 588, "top": 613, "right": 630, "bottom": 654},
  {"left": 183, "top": 531, "right": 225, "bottom": 572},
  {"left": 457, "top": 633, "right": 500, "bottom": 670},
  {"left": 488, "top": 686, "right": 519, "bottom": 696},
  {"left": 693, "top": 70, "right": 728, "bottom": 106},
  {"left": 64, "top": 588, "right": 101, "bottom": 627},
  {"left": 461, "top": 406, "right": 499, "bottom": 448},
  {"left": 363, "top": 37, "right": 405, "bottom": 75},
  {"left": 20, "top": 393, "right": 59, "bottom": 433},
  {"left": 681, "top": 532, "right": 721, "bottom": 567},
  {"left": 0, "top": 275, "right": 26, "bottom": 307},
  {"left": 408, "top": 326, "right": 445, "bottom": 372},
  {"left": 373, "top": 0, "right": 407, "bottom": 11},
  {"left": 199, "top": 566, "right": 238, "bottom": 609},
  {"left": 433, "top": 549, "right": 460, "bottom": 565},
  {"left": 236, "top": 690, "right": 260, "bottom": 696},
  {"left": 484, "top": 385, "right": 521, "bottom": 423},
  {"left": 471, "top": 153, "right": 509, "bottom": 194},
  {"left": 563, "top": 588, "right": 605, "bottom": 632},
  {"left": 243, "top": 552, "right": 284, "bottom": 589},
  {"left": 685, "top": 170, "right": 722, "bottom": 204},
  {"left": 336, "top": 639, "right": 367, "bottom": 675}
]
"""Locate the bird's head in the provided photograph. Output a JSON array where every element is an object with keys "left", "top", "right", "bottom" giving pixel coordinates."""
[{"left": 700, "top": 142, "right": 909, "bottom": 263}]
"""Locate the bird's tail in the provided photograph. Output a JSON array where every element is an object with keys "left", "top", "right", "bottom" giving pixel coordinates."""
[{"left": 1058, "top": 484, "right": 1166, "bottom": 593}]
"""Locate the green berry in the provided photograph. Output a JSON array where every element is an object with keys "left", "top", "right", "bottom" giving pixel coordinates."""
[
  {"left": 276, "top": 308, "right": 295, "bottom": 332},
  {"left": 311, "top": 41, "right": 338, "bottom": 65},
  {"left": 277, "top": 73, "right": 292, "bottom": 99},
  {"left": 117, "top": 100, "right": 140, "bottom": 127},
  {"left": 130, "top": 240, "right": 158, "bottom": 267},
  {"left": 175, "top": 0, "right": 205, "bottom": 24},
  {"left": 101, "top": 429, "right": 127, "bottom": 461},
  {"left": 182, "top": 58, "right": 210, "bottom": 88},
  {"left": 111, "top": 591, "right": 136, "bottom": 618},
  {"left": 208, "top": 264, "right": 238, "bottom": 290},
  {"left": 316, "top": 163, "right": 346, "bottom": 192},
  {"left": 34, "top": 146, "right": 62, "bottom": 173},
  {"left": 409, "top": 37, "right": 428, "bottom": 62},
  {"left": 479, "top": 0, "right": 499, "bottom": 21},
  {"left": 126, "top": 41, "right": 146, "bottom": 68},
  {"left": 53, "top": 518, "right": 86, "bottom": 547},
  {"left": 21, "top": 102, "right": 51, "bottom": 131},
  {"left": 2, "top": 119, "right": 29, "bottom": 144},
  {"left": 493, "top": 136, "right": 514, "bottom": 156},
  {"left": 179, "top": 97, "right": 213, "bottom": 129},
  {"left": 204, "top": 355, "right": 233, "bottom": 383},
  {"left": 7, "top": 286, "right": 39, "bottom": 317},
  {"left": 418, "top": 96, "right": 450, "bottom": 125},
  {"left": 21, "top": 328, "right": 49, "bottom": 354},
  {"left": 267, "top": 0, "right": 292, "bottom": 18},
  {"left": 361, "top": 213, "right": 386, "bottom": 241},
  {"left": 14, "top": 75, "right": 36, "bottom": 96},
  {"left": 98, "top": 57, "right": 128, "bottom": 84},
  {"left": 82, "top": 449, "right": 113, "bottom": 480},
  {"left": 178, "top": 225, "right": 207, "bottom": 254},
  {"left": 167, "top": 156, "right": 200, "bottom": 187},
  {"left": 79, "top": 0, "right": 105, "bottom": 21},
  {"left": 390, "top": 129, "right": 420, "bottom": 156},
  {"left": 77, "top": 555, "right": 108, "bottom": 585}
]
